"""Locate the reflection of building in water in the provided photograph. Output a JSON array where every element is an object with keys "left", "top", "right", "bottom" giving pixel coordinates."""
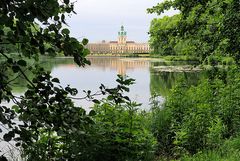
[
  {"left": 88, "top": 57, "right": 149, "bottom": 75},
  {"left": 86, "top": 26, "right": 151, "bottom": 54}
]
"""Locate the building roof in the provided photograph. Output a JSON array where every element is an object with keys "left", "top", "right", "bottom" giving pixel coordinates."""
[
  {"left": 126, "top": 41, "right": 135, "bottom": 43},
  {"left": 110, "top": 41, "right": 118, "bottom": 43}
]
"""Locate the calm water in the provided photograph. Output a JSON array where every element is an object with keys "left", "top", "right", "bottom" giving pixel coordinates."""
[
  {"left": 36, "top": 56, "right": 203, "bottom": 110},
  {"left": 0, "top": 56, "right": 205, "bottom": 161}
]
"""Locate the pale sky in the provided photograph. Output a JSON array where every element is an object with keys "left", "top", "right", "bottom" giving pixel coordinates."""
[{"left": 66, "top": 0, "right": 178, "bottom": 43}]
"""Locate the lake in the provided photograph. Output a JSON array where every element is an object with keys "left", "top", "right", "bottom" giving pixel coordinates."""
[
  {"left": 0, "top": 56, "right": 204, "bottom": 159},
  {"left": 34, "top": 56, "right": 203, "bottom": 110}
]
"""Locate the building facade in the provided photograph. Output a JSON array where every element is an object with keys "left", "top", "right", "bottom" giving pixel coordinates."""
[{"left": 86, "top": 26, "right": 151, "bottom": 54}]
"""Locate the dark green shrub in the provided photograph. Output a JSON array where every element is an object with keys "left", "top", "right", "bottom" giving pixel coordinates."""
[
  {"left": 18, "top": 75, "right": 157, "bottom": 161},
  {"left": 207, "top": 56, "right": 222, "bottom": 66},
  {"left": 179, "top": 136, "right": 240, "bottom": 161},
  {"left": 93, "top": 101, "right": 156, "bottom": 161},
  {"left": 152, "top": 66, "right": 240, "bottom": 157},
  {"left": 222, "top": 57, "right": 234, "bottom": 65},
  {"left": 150, "top": 105, "right": 173, "bottom": 156}
]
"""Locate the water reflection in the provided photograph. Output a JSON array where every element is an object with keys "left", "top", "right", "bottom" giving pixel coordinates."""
[
  {"left": 50, "top": 57, "right": 151, "bottom": 109},
  {"left": 12, "top": 56, "right": 204, "bottom": 109},
  {"left": 88, "top": 57, "right": 150, "bottom": 75},
  {"left": 150, "top": 71, "right": 204, "bottom": 97}
]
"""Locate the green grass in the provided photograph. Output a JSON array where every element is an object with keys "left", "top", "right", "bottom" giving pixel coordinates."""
[
  {"left": 150, "top": 55, "right": 200, "bottom": 62},
  {"left": 173, "top": 136, "right": 240, "bottom": 161}
]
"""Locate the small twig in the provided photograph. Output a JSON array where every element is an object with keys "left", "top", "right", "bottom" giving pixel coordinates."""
[
  {"left": 11, "top": 95, "right": 22, "bottom": 100},
  {"left": 0, "top": 124, "right": 10, "bottom": 132},
  {"left": 68, "top": 91, "right": 102, "bottom": 100},
  {"left": 5, "top": 74, "right": 22, "bottom": 85},
  {"left": 0, "top": 138, "right": 21, "bottom": 151},
  {"left": 5, "top": 66, "right": 30, "bottom": 85},
  {"left": 0, "top": 51, "right": 9, "bottom": 59},
  {"left": 18, "top": 68, "right": 36, "bottom": 88},
  {"left": 0, "top": 51, "right": 36, "bottom": 88}
]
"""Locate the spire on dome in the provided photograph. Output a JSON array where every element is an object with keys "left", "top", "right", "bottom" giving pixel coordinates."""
[
  {"left": 121, "top": 25, "right": 124, "bottom": 31},
  {"left": 118, "top": 25, "right": 127, "bottom": 36}
]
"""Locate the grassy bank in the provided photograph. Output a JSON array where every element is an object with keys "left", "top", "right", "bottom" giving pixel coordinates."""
[
  {"left": 176, "top": 136, "right": 240, "bottom": 161},
  {"left": 150, "top": 55, "right": 200, "bottom": 62},
  {"left": 87, "top": 54, "right": 198, "bottom": 60},
  {"left": 150, "top": 55, "right": 236, "bottom": 66}
]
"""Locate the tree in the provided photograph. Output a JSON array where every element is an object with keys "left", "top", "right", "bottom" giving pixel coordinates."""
[
  {"left": 0, "top": 0, "right": 91, "bottom": 159},
  {"left": 148, "top": 1, "right": 240, "bottom": 158},
  {"left": 0, "top": 1, "right": 156, "bottom": 160},
  {"left": 149, "top": 15, "right": 180, "bottom": 56},
  {"left": 148, "top": 0, "right": 240, "bottom": 63}
]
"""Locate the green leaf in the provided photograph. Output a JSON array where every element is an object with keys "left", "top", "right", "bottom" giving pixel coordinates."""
[
  {"left": 12, "top": 105, "right": 20, "bottom": 113},
  {"left": 15, "top": 142, "right": 21, "bottom": 147},
  {"left": 62, "top": 28, "right": 70, "bottom": 35},
  {"left": 3, "top": 134, "right": 12, "bottom": 142},
  {"left": 66, "top": 7, "right": 72, "bottom": 13},
  {"left": 57, "top": 130, "right": 66, "bottom": 136},
  {"left": 123, "top": 96, "right": 130, "bottom": 101},
  {"left": 54, "top": 16, "right": 59, "bottom": 21},
  {"left": 0, "top": 29, "right": 4, "bottom": 35},
  {"left": 64, "top": 0, "right": 70, "bottom": 4},
  {"left": 82, "top": 38, "right": 89, "bottom": 45},
  {"left": 89, "top": 110, "right": 96, "bottom": 116},
  {"left": 17, "top": 60, "right": 27, "bottom": 67},
  {"left": 39, "top": 45, "right": 45, "bottom": 55},
  {"left": 7, "top": 58, "right": 13, "bottom": 64},
  {"left": 30, "top": 38, "right": 38, "bottom": 46},
  {"left": 85, "top": 59, "right": 91, "bottom": 65},
  {"left": 107, "top": 95, "right": 114, "bottom": 100},
  {"left": 92, "top": 99, "right": 100, "bottom": 104},
  {"left": 52, "top": 78, "right": 60, "bottom": 83},
  {"left": 61, "top": 14, "right": 66, "bottom": 23},
  {"left": 83, "top": 49, "right": 90, "bottom": 56},
  {"left": 12, "top": 65, "right": 20, "bottom": 73}
]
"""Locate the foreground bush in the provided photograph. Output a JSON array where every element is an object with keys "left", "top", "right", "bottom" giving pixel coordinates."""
[
  {"left": 179, "top": 136, "right": 240, "bottom": 161},
  {"left": 92, "top": 101, "right": 156, "bottom": 161},
  {"left": 151, "top": 66, "right": 240, "bottom": 158},
  {"left": 21, "top": 75, "right": 156, "bottom": 161}
]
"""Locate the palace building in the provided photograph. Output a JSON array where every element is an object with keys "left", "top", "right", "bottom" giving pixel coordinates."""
[{"left": 86, "top": 26, "right": 151, "bottom": 54}]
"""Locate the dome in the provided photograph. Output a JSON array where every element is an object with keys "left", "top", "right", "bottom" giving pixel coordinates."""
[{"left": 118, "top": 25, "right": 127, "bottom": 36}]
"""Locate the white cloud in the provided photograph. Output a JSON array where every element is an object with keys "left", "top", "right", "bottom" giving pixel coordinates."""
[{"left": 66, "top": 0, "right": 178, "bottom": 42}]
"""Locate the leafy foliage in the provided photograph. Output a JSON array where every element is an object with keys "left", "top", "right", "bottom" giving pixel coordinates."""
[
  {"left": 0, "top": 0, "right": 90, "bottom": 149},
  {"left": 92, "top": 77, "right": 156, "bottom": 161},
  {"left": 148, "top": 0, "right": 240, "bottom": 63},
  {"left": 148, "top": 0, "right": 240, "bottom": 160},
  {"left": 151, "top": 66, "right": 240, "bottom": 158},
  {"left": 179, "top": 135, "right": 240, "bottom": 161},
  {"left": 0, "top": 1, "right": 158, "bottom": 160},
  {"left": 149, "top": 15, "right": 180, "bottom": 56},
  {"left": 17, "top": 75, "right": 156, "bottom": 160}
]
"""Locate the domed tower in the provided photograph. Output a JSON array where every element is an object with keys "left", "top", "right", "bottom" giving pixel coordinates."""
[{"left": 118, "top": 25, "right": 127, "bottom": 44}]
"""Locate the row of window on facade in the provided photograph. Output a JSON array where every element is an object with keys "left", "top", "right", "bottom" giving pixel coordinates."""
[
  {"left": 87, "top": 46, "right": 150, "bottom": 51},
  {"left": 109, "top": 46, "right": 150, "bottom": 51},
  {"left": 87, "top": 50, "right": 149, "bottom": 53}
]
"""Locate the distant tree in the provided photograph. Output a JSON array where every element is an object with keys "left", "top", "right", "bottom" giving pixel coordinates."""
[
  {"left": 148, "top": 0, "right": 240, "bottom": 63},
  {"left": 149, "top": 15, "right": 180, "bottom": 56}
]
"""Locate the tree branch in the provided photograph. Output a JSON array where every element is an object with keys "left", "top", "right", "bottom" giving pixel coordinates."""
[
  {"left": 0, "top": 51, "right": 36, "bottom": 88},
  {"left": 68, "top": 91, "right": 102, "bottom": 100}
]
